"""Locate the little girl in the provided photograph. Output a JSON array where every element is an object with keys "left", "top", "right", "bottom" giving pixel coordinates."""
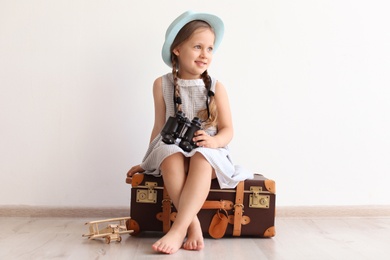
[{"left": 127, "top": 10, "right": 253, "bottom": 254}]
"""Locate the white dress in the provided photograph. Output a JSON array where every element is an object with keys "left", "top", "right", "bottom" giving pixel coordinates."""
[{"left": 140, "top": 73, "right": 253, "bottom": 189}]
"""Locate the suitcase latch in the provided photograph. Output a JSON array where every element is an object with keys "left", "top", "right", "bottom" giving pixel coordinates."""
[
  {"left": 249, "top": 186, "right": 270, "bottom": 209},
  {"left": 136, "top": 182, "right": 157, "bottom": 203}
]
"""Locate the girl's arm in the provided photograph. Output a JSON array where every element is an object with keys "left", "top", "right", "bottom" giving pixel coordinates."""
[
  {"left": 193, "top": 81, "right": 233, "bottom": 148},
  {"left": 127, "top": 77, "right": 166, "bottom": 177},
  {"left": 213, "top": 81, "right": 234, "bottom": 147},
  {"left": 149, "top": 77, "right": 166, "bottom": 142}
]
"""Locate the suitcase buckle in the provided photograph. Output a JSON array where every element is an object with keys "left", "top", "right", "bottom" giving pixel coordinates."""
[
  {"left": 249, "top": 186, "right": 270, "bottom": 209},
  {"left": 136, "top": 182, "right": 157, "bottom": 203}
]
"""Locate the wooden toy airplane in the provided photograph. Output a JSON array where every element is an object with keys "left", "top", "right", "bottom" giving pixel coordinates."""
[{"left": 82, "top": 217, "right": 133, "bottom": 244}]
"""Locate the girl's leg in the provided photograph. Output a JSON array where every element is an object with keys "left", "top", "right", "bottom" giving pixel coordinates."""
[
  {"left": 182, "top": 153, "right": 215, "bottom": 251},
  {"left": 160, "top": 153, "right": 188, "bottom": 207},
  {"left": 153, "top": 153, "right": 188, "bottom": 254},
  {"left": 153, "top": 152, "right": 213, "bottom": 254}
]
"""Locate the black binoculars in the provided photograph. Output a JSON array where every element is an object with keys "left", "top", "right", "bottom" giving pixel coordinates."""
[{"left": 160, "top": 111, "right": 202, "bottom": 152}]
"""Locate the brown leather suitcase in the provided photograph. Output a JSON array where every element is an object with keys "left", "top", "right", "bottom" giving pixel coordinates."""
[{"left": 125, "top": 173, "right": 276, "bottom": 238}]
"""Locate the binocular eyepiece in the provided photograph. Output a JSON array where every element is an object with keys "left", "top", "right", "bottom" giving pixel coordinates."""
[{"left": 160, "top": 111, "right": 202, "bottom": 152}]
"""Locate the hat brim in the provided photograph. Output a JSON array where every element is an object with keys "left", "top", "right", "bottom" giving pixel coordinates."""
[{"left": 162, "top": 11, "right": 224, "bottom": 68}]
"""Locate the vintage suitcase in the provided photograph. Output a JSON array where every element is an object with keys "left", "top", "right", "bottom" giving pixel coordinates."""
[{"left": 125, "top": 173, "right": 276, "bottom": 238}]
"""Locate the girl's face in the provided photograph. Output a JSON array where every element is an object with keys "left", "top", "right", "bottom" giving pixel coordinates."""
[{"left": 173, "top": 28, "right": 215, "bottom": 79}]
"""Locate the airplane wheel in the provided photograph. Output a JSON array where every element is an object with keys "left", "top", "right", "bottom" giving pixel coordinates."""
[
  {"left": 118, "top": 236, "right": 122, "bottom": 242},
  {"left": 105, "top": 236, "right": 111, "bottom": 244}
]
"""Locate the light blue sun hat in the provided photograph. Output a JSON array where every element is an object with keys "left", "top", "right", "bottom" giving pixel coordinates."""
[{"left": 161, "top": 10, "right": 225, "bottom": 68}]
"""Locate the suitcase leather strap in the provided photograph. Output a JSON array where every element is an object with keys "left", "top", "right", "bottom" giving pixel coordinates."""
[
  {"left": 162, "top": 185, "right": 172, "bottom": 233},
  {"left": 233, "top": 181, "right": 245, "bottom": 236},
  {"left": 202, "top": 200, "right": 234, "bottom": 210}
]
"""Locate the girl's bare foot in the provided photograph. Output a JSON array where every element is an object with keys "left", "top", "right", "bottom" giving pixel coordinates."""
[
  {"left": 152, "top": 230, "right": 186, "bottom": 254},
  {"left": 183, "top": 219, "right": 204, "bottom": 251}
]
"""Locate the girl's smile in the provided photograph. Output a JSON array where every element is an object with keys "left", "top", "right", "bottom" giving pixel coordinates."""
[{"left": 195, "top": 60, "right": 207, "bottom": 67}]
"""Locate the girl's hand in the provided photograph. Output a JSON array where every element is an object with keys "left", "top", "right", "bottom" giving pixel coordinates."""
[
  {"left": 127, "top": 164, "right": 145, "bottom": 177},
  {"left": 193, "top": 130, "right": 218, "bottom": 149}
]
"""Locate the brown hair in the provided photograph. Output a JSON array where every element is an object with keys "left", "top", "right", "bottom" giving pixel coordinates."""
[{"left": 170, "top": 20, "right": 218, "bottom": 128}]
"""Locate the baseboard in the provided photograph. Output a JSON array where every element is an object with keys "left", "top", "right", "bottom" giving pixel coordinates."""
[
  {"left": 1, "top": 205, "right": 390, "bottom": 218},
  {"left": 276, "top": 205, "right": 390, "bottom": 218},
  {"left": 0, "top": 205, "right": 129, "bottom": 218}
]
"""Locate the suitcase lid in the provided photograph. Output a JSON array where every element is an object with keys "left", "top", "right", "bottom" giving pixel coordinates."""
[
  {"left": 210, "top": 173, "right": 275, "bottom": 194},
  {"left": 128, "top": 173, "right": 275, "bottom": 194}
]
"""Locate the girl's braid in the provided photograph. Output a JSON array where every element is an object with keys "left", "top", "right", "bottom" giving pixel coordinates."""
[
  {"left": 200, "top": 70, "right": 218, "bottom": 127},
  {"left": 171, "top": 58, "right": 182, "bottom": 112},
  {"left": 201, "top": 70, "right": 211, "bottom": 90}
]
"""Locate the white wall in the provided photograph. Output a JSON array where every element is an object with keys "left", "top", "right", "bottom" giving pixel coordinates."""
[{"left": 1, "top": 0, "right": 389, "bottom": 207}]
